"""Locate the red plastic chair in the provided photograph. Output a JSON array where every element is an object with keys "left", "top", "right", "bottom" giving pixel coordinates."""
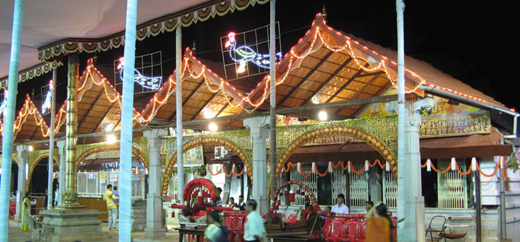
[
  {"left": 325, "top": 219, "right": 346, "bottom": 242},
  {"left": 235, "top": 217, "right": 246, "bottom": 242},
  {"left": 345, "top": 220, "right": 364, "bottom": 242}
]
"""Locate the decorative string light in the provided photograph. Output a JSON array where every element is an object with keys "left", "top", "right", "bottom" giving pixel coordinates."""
[
  {"left": 224, "top": 32, "right": 282, "bottom": 71},
  {"left": 41, "top": 80, "right": 53, "bottom": 115},
  {"left": 117, "top": 57, "right": 162, "bottom": 90},
  {"left": 0, "top": 90, "right": 7, "bottom": 115}
]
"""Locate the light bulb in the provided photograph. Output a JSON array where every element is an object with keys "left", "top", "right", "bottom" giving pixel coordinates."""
[
  {"left": 209, "top": 122, "right": 218, "bottom": 132},
  {"left": 318, "top": 111, "right": 328, "bottom": 121},
  {"left": 106, "top": 134, "right": 117, "bottom": 144}
]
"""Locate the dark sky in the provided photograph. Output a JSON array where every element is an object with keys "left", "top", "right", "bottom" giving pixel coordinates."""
[{"left": 13, "top": 0, "right": 520, "bottom": 112}]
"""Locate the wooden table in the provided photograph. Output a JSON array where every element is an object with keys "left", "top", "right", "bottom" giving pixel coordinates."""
[{"left": 175, "top": 227, "right": 205, "bottom": 242}]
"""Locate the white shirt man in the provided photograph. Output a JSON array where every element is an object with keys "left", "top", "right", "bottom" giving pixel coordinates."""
[
  {"left": 331, "top": 193, "right": 349, "bottom": 214},
  {"left": 244, "top": 199, "right": 266, "bottom": 242}
]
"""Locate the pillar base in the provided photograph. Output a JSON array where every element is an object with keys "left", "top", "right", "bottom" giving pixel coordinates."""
[
  {"left": 145, "top": 228, "right": 167, "bottom": 240},
  {"left": 40, "top": 207, "right": 102, "bottom": 242}
]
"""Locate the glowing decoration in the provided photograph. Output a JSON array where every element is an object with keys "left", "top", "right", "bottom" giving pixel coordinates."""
[
  {"left": 41, "top": 80, "right": 53, "bottom": 115},
  {"left": 106, "top": 134, "right": 117, "bottom": 144},
  {"left": 208, "top": 122, "right": 218, "bottom": 132},
  {"left": 318, "top": 111, "right": 328, "bottom": 121},
  {"left": 117, "top": 57, "right": 162, "bottom": 90},
  {"left": 225, "top": 32, "right": 282, "bottom": 72},
  {"left": 311, "top": 95, "right": 320, "bottom": 104},
  {"left": 0, "top": 97, "right": 6, "bottom": 115},
  {"left": 28, "top": 145, "right": 34, "bottom": 152}
]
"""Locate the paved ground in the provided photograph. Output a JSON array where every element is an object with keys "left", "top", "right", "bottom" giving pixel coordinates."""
[{"left": 8, "top": 223, "right": 180, "bottom": 242}]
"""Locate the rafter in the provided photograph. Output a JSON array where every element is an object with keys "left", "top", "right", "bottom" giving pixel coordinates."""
[
  {"left": 333, "top": 75, "right": 381, "bottom": 115},
  {"left": 324, "top": 68, "right": 365, "bottom": 103},
  {"left": 357, "top": 71, "right": 385, "bottom": 78},
  {"left": 78, "top": 89, "right": 106, "bottom": 131},
  {"left": 191, "top": 92, "right": 219, "bottom": 121},
  {"left": 167, "top": 80, "right": 206, "bottom": 122},
  {"left": 350, "top": 81, "right": 394, "bottom": 118},
  {"left": 301, "top": 58, "right": 353, "bottom": 106},
  {"left": 277, "top": 51, "right": 334, "bottom": 106},
  {"left": 91, "top": 100, "right": 117, "bottom": 133}
]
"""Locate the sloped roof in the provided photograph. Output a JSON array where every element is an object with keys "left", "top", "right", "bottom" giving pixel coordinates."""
[{"left": 244, "top": 13, "right": 507, "bottom": 118}]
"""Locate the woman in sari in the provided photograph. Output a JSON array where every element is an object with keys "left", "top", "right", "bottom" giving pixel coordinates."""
[
  {"left": 21, "top": 193, "right": 33, "bottom": 231},
  {"left": 204, "top": 210, "right": 229, "bottom": 242},
  {"left": 365, "top": 203, "right": 397, "bottom": 242}
]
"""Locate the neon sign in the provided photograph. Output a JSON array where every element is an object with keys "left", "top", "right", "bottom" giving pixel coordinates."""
[
  {"left": 41, "top": 80, "right": 53, "bottom": 115},
  {"left": 117, "top": 57, "right": 162, "bottom": 90},
  {"left": 225, "top": 32, "right": 282, "bottom": 73}
]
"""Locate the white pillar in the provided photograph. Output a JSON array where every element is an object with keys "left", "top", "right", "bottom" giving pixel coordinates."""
[
  {"left": 15, "top": 145, "right": 28, "bottom": 222},
  {"left": 244, "top": 116, "right": 269, "bottom": 214},
  {"left": 144, "top": 129, "right": 167, "bottom": 239},
  {"left": 175, "top": 25, "right": 184, "bottom": 203},
  {"left": 57, "top": 140, "right": 66, "bottom": 206},
  {"left": 387, "top": 98, "right": 433, "bottom": 241}
]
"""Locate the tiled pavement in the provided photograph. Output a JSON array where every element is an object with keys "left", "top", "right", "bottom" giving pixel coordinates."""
[{"left": 8, "top": 223, "right": 180, "bottom": 242}]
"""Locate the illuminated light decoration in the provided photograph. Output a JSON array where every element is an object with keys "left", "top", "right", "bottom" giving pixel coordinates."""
[
  {"left": 318, "top": 110, "right": 328, "bottom": 121},
  {"left": 106, "top": 134, "right": 117, "bottom": 144},
  {"left": 311, "top": 95, "right": 320, "bottom": 104},
  {"left": 0, "top": 91, "right": 7, "bottom": 115},
  {"left": 225, "top": 32, "right": 282, "bottom": 70},
  {"left": 117, "top": 57, "right": 162, "bottom": 90},
  {"left": 41, "top": 80, "right": 53, "bottom": 115},
  {"left": 202, "top": 107, "right": 217, "bottom": 119},
  {"left": 28, "top": 145, "right": 34, "bottom": 152},
  {"left": 0, "top": 95, "right": 52, "bottom": 139},
  {"left": 208, "top": 122, "right": 218, "bottom": 132}
]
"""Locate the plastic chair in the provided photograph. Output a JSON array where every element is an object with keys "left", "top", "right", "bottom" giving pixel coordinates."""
[
  {"left": 345, "top": 220, "right": 364, "bottom": 242},
  {"left": 325, "top": 219, "right": 346, "bottom": 242}
]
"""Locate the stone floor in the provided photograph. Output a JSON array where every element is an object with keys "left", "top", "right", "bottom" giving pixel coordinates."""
[{"left": 8, "top": 223, "right": 180, "bottom": 242}]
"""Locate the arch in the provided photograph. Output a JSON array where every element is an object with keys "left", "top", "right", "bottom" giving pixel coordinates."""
[
  {"left": 270, "top": 180, "right": 319, "bottom": 213},
  {"left": 162, "top": 136, "right": 252, "bottom": 195},
  {"left": 183, "top": 178, "right": 219, "bottom": 204},
  {"left": 25, "top": 153, "right": 59, "bottom": 191},
  {"left": 12, "top": 156, "right": 19, "bottom": 165},
  {"left": 76, "top": 144, "right": 149, "bottom": 168},
  {"left": 276, "top": 126, "right": 397, "bottom": 180}
]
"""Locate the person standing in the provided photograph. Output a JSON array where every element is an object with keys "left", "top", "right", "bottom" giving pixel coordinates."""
[
  {"left": 216, "top": 187, "right": 223, "bottom": 207},
  {"left": 103, "top": 184, "right": 118, "bottom": 230},
  {"left": 331, "top": 194, "right": 349, "bottom": 214},
  {"left": 365, "top": 203, "right": 396, "bottom": 242},
  {"left": 21, "top": 193, "right": 34, "bottom": 231},
  {"left": 112, "top": 186, "right": 119, "bottom": 205},
  {"left": 244, "top": 199, "right": 266, "bottom": 242},
  {"left": 204, "top": 210, "right": 230, "bottom": 242}
]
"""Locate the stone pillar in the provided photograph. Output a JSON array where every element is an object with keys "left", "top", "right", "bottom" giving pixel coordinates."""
[
  {"left": 57, "top": 140, "right": 66, "bottom": 206},
  {"left": 144, "top": 129, "right": 167, "bottom": 239},
  {"left": 15, "top": 145, "right": 28, "bottom": 222},
  {"left": 387, "top": 98, "right": 433, "bottom": 241},
  {"left": 244, "top": 116, "right": 269, "bottom": 214}
]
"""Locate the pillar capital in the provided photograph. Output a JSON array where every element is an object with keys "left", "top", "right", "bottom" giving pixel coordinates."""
[
  {"left": 244, "top": 116, "right": 269, "bottom": 140},
  {"left": 143, "top": 129, "right": 167, "bottom": 149},
  {"left": 16, "top": 145, "right": 28, "bottom": 160}
]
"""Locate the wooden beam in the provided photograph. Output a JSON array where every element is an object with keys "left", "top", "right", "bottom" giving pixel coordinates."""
[
  {"left": 91, "top": 100, "right": 117, "bottom": 133},
  {"left": 333, "top": 75, "right": 381, "bottom": 115},
  {"left": 350, "top": 81, "right": 394, "bottom": 118},
  {"left": 277, "top": 51, "right": 334, "bottom": 106},
  {"left": 302, "top": 58, "right": 353, "bottom": 106},
  {"left": 78, "top": 89, "right": 106, "bottom": 131},
  {"left": 167, "top": 80, "right": 206, "bottom": 122},
  {"left": 324, "top": 68, "right": 365, "bottom": 103},
  {"left": 191, "top": 92, "right": 219, "bottom": 120},
  {"left": 357, "top": 71, "right": 385, "bottom": 78}
]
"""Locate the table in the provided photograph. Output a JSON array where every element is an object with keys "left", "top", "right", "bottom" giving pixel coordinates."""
[{"left": 175, "top": 227, "right": 205, "bottom": 242}]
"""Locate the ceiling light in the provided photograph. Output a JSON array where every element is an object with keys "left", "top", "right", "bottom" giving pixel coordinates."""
[
  {"left": 209, "top": 122, "right": 218, "bottom": 132},
  {"left": 318, "top": 111, "right": 328, "bottom": 121},
  {"left": 106, "top": 134, "right": 117, "bottom": 144},
  {"left": 28, "top": 146, "right": 34, "bottom": 152}
]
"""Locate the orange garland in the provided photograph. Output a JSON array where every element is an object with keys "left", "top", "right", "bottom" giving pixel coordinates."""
[
  {"left": 313, "top": 163, "right": 329, "bottom": 177},
  {"left": 207, "top": 165, "right": 223, "bottom": 176}
]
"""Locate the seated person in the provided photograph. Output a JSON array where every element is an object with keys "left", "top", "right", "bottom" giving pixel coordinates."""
[{"left": 228, "top": 197, "right": 239, "bottom": 209}]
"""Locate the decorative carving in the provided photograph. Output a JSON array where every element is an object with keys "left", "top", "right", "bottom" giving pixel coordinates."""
[{"left": 420, "top": 112, "right": 490, "bottom": 138}]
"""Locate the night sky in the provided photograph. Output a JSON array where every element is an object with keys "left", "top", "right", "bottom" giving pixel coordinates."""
[{"left": 11, "top": 0, "right": 520, "bottom": 113}]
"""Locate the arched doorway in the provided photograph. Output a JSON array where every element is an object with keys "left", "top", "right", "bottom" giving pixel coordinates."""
[{"left": 276, "top": 126, "right": 397, "bottom": 209}]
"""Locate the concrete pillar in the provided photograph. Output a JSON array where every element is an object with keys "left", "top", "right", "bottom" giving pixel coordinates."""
[
  {"left": 15, "top": 145, "right": 28, "bottom": 222},
  {"left": 244, "top": 116, "right": 269, "bottom": 214},
  {"left": 57, "top": 140, "right": 66, "bottom": 206},
  {"left": 144, "top": 129, "right": 167, "bottom": 239},
  {"left": 387, "top": 97, "right": 433, "bottom": 241}
]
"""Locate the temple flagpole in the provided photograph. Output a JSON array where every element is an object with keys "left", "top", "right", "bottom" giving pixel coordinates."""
[
  {"left": 47, "top": 69, "right": 57, "bottom": 209},
  {"left": 176, "top": 26, "right": 184, "bottom": 203},
  {"left": 269, "top": 0, "right": 277, "bottom": 206}
]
